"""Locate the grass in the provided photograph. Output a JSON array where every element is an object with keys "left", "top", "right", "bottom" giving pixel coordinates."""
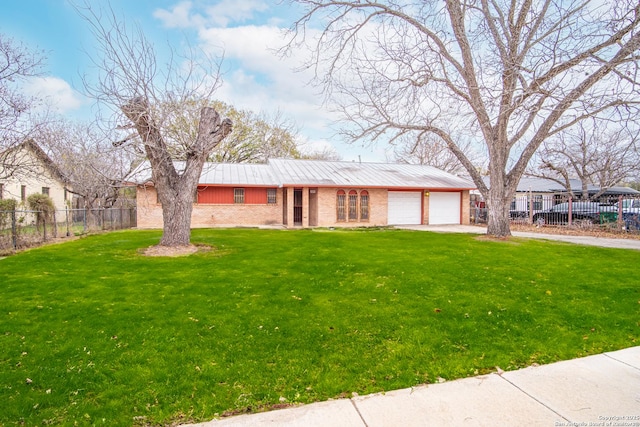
[{"left": 0, "top": 228, "right": 638, "bottom": 426}]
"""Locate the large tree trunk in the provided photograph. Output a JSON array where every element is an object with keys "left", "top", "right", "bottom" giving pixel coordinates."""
[
  {"left": 484, "top": 146, "right": 516, "bottom": 238},
  {"left": 122, "top": 99, "right": 232, "bottom": 247},
  {"left": 158, "top": 185, "right": 195, "bottom": 246},
  {"left": 486, "top": 187, "right": 512, "bottom": 238}
]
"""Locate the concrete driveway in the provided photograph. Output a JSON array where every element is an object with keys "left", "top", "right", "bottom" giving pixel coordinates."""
[{"left": 397, "top": 224, "right": 640, "bottom": 250}]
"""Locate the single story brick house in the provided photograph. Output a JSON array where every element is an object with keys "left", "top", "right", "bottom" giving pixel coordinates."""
[{"left": 130, "top": 159, "right": 475, "bottom": 229}]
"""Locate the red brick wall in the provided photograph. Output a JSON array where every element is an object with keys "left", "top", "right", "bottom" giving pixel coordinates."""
[
  {"left": 136, "top": 186, "right": 283, "bottom": 228},
  {"left": 136, "top": 185, "right": 471, "bottom": 228},
  {"left": 315, "top": 187, "right": 389, "bottom": 227}
]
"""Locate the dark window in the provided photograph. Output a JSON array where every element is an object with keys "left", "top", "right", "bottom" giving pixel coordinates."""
[
  {"left": 337, "top": 190, "right": 346, "bottom": 221},
  {"left": 267, "top": 188, "right": 277, "bottom": 204},
  {"left": 234, "top": 188, "right": 245, "bottom": 204},
  {"left": 360, "top": 190, "right": 369, "bottom": 220},
  {"left": 533, "top": 195, "right": 543, "bottom": 211},
  {"left": 21, "top": 185, "right": 26, "bottom": 202},
  {"left": 42, "top": 187, "right": 50, "bottom": 196}
]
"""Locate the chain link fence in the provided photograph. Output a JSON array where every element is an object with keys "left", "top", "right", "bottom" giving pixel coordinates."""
[
  {"left": 0, "top": 208, "right": 137, "bottom": 252},
  {"left": 470, "top": 194, "right": 640, "bottom": 234}
]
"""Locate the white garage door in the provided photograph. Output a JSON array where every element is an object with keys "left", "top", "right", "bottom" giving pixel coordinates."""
[
  {"left": 388, "top": 191, "right": 422, "bottom": 225},
  {"left": 429, "top": 192, "right": 461, "bottom": 225}
]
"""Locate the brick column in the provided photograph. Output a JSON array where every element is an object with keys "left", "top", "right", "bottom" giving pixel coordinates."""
[
  {"left": 424, "top": 191, "right": 430, "bottom": 225},
  {"left": 302, "top": 187, "right": 309, "bottom": 227},
  {"left": 286, "top": 187, "right": 294, "bottom": 228},
  {"left": 461, "top": 190, "right": 471, "bottom": 225}
]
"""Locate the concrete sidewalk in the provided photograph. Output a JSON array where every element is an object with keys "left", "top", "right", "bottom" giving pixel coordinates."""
[{"left": 184, "top": 346, "right": 640, "bottom": 426}]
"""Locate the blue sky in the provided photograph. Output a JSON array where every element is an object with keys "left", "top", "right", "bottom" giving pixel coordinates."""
[{"left": 0, "top": 0, "right": 388, "bottom": 162}]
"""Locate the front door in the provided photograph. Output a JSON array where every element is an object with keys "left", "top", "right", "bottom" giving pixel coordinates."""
[
  {"left": 309, "top": 188, "right": 318, "bottom": 226},
  {"left": 293, "top": 189, "right": 303, "bottom": 226}
]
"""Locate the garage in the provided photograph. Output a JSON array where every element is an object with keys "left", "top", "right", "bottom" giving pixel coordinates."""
[
  {"left": 429, "top": 192, "right": 461, "bottom": 225},
  {"left": 388, "top": 191, "right": 422, "bottom": 225}
]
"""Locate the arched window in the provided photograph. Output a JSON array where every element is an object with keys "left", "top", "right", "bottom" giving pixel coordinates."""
[
  {"left": 348, "top": 190, "right": 358, "bottom": 220},
  {"left": 360, "top": 190, "right": 369, "bottom": 220},
  {"left": 336, "top": 190, "right": 346, "bottom": 221}
]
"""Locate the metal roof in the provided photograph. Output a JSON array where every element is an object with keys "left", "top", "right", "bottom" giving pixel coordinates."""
[
  {"left": 127, "top": 161, "right": 279, "bottom": 187},
  {"left": 517, "top": 177, "right": 564, "bottom": 192},
  {"left": 268, "top": 159, "right": 475, "bottom": 189},
  {"left": 199, "top": 163, "right": 278, "bottom": 186},
  {"left": 128, "top": 159, "right": 476, "bottom": 189}
]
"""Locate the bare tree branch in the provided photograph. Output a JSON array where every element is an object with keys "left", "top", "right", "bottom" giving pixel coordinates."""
[
  {"left": 74, "top": 2, "right": 232, "bottom": 247},
  {"left": 283, "top": 0, "right": 640, "bottom": 237}
]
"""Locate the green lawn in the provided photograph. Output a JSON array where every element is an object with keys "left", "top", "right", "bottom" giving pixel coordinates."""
[{"left": 1, "top": 228, "right": 638, "bottom": 426}]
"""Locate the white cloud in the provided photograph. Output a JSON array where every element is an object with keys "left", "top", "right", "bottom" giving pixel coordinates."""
[
  {"left": 205, "top": 0, "right": 268, "bottom": 27},
  {"left": 153, "top": 1, "right": 205, "bottom": 29},
  {"left": 152, "top": 1, "right": 386, "bottom": 161},
  {"left": 22, "top": 77, "right": 85, "bottom": 113},
  {"left": 197, "top": 24, "right": 382, "bottom": 161},
  {"left": 199, "top": 25, "right": 322, "bottom": 112},
  {"left": 154, "top": 0, "right": 269, "bottom": 29}
]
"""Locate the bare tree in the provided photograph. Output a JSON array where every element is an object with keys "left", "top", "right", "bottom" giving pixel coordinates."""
[
  {"left": 284, "top": 0, "right": 640, "bottom": 237},
  {"left": 75, "top": 4, "right": 232, "bottom": 247},
  {"left": 0, "top": 34, "right": 44, "bottom": 177},
  {"left": 34, "top": 118, "right": 138, "bottom": 209},
  {"left": 389, "top": 134, "right": 478, "bottom": 175},
  {"left": 530, "top": 119, "right": 640, "bottom": 200},
  {"left": 300, "top": 145, "right": 342, "bottom": 161}
]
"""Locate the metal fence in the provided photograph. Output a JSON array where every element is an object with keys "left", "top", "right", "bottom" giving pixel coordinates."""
[
  {"left": 470, "top": 194, "right": 640, "bottom": 234},
  {"left": 0, "top": 208, "right": 137, "bottom": 251}
]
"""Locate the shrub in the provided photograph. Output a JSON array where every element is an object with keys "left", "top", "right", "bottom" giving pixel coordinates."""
[
  {"left": 0, "top": 199, "right": 18, "bottom": 230},
  {"left": 27, "top": 193, "right": 55, "bottom": 231}
]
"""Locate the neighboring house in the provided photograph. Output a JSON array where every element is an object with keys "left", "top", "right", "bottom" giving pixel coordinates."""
[
  {"left": 471, "top": 176, "right": 639, "bottom": 223},
  {"left": 129, "top": 158, "right": 476, "bottom": 229},
  {"left": 0, "top": 140, "right": 70, "bottom": 209},
  {"left": 511, "top": 177, "right": 640, "bottom": 215}
]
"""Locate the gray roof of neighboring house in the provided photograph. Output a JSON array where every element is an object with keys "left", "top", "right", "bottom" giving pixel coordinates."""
[
  {"left": 481, "top": 176, "right": 640, "bottom": 195},
  {"left": 128, "top": 159, "right": 475, "bottom": 189},
  {"left": 482, "top": 176, "right": 566, "bottom": 193},
  {"left": 516, "top": 177, "right": 565, "bottom": 192}
]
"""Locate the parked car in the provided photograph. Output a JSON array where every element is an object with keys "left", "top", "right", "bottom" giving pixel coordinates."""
[
  {"left": 616, "top": 199, "right": 640, "bottom": 231},
  {"left": 615, "top": 198, "right": 640, "bottom": 213},
  {"left": 532, "top": 201, "right": 610, "bottom": 225}
]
